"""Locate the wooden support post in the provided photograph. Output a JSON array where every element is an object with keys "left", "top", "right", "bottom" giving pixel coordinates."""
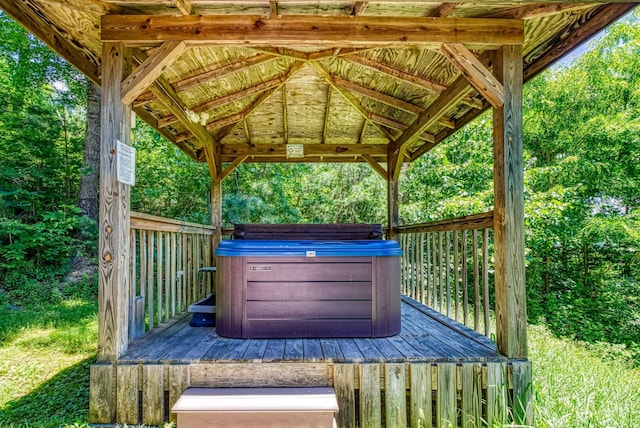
[
  {"left": 205, "top": 144, "right": 222, "bottom": 249},
  {"left": 98, "top": 42, "right": 132, "bottom": 361},
  {"left": 493, "top": 45, "right": 527, "bottom": 359},
  {"left": 387, "top": 146, "right": 400, "bottom": 241}
]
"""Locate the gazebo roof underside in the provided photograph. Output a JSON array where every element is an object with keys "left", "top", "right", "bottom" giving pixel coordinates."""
[{"left": 2, "top": 1, "right": 636, "bottom": 166}]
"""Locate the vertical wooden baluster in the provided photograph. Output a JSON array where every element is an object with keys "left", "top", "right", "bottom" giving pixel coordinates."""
[
  {"left": 401, "top": 234, "right": 406, "bottom": 296},
  {"left": 431, "top": 231, "right": 438, "bottom": 309},
  {"left": 412, "top": 233, "right": 418, "bottom": 300},
  {"left": 445, "top": 230, "right": 451, "bottom": 317},
  {"left": 139, "top": 230, "right": 147, "bottom": 332},
  {"left": 438, "top": 231, "right": 444, "bottom": 314},
  {"left": 147, "top": 230, "right": 155, "bottom": 329},
  {"left": 419, "top": 232, "right": 425, "bottom": 303},
  {"left": 453, "top": 230, "right": 460, "bottom": 322},
  {"left": 462, "top": 230, "right": 468, "bottom": 327},
  {"left": 156, "top": 231, "right": 163, "bottom": 324},
  {"left": 472, "top": 229, "right": 480, "bottom": 332},
  {"left": 483, "top": 228, "right": 491, "bottom": 337},
  {"left": 425, "top": 232, "right": 431, "bottom": 307},
  {"left": 164, "top": 230, "right": 170, "bottom": 322},
  {"left": 171, "top": 232, "right": 177, "bottom": 318},
  {"left": 129, "top": 228, "right": 137, "bottom": 339}
]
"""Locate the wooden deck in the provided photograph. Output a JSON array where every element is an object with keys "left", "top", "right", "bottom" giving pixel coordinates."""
[
  {"left": 119, "top": 296, "right": 500, "bottom": 365},
  {"left": 91, "top": 296, "right": 531, "bottom": 427}
]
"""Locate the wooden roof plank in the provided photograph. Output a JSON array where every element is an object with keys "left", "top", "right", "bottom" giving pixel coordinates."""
[
  {"left": 440, "top": 43, "right": 504, "bottom": 109},
  {"left": 122, "top": 41, "right": 187, "bottom": 105},
  {"left": 481, "top": 3, "right": 594, "bottom": 20},
  {"left": 0, "top": 0, "right": 101, "bottom": 84},
  {"left": 344, "top": 54, "right": 447, "bottom": 94},
  {"left": 101, "top": 15, "right": 525, "bottom": 47}
]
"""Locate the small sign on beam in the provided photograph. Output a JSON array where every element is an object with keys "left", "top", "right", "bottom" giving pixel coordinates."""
[
  {"left": 286, "top": 144, "right": 304, "bottom": 158},
  {"left": 117, "top": 140, "right": 136, "bottom": 186}
]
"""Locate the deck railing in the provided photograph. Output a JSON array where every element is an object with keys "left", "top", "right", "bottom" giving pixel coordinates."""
[
  {"left": 397, "top": 211, "right": 495, "bottom": 338},
  {"left": 129, "top": 212, "right": 215, "bottom": 339}
]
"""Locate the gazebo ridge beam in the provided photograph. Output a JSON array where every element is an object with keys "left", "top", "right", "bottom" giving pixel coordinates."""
[{"left": 101, "top": 15, "right": 524, "bottom": 48}]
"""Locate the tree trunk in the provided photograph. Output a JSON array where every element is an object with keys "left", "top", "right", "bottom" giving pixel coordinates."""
[{"left": 78, "top": 80, "right": 101, "bottom": 222}]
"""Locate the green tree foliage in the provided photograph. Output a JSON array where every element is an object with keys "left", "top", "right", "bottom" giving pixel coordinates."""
[{"left": 0, "top": 14, "right": 88, "bottom": 298}]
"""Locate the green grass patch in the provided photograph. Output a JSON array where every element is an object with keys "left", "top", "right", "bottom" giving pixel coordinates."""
[
  {"left": 530, "top": 325, "right": 640, "bottom": 427},
  {"left": 0, "top": 301, "right": 97, "bottom": 428},
  {"left": 1, "top": 297, "right": 639, "bottom": 427}
]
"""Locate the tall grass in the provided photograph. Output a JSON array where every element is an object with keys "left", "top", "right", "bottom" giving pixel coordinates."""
[
  {"left": 1, "top": 292, "right": 639, "bottom": 427},
  {"left": 530, "top": 325, "right": 640, "bottom": 427}
]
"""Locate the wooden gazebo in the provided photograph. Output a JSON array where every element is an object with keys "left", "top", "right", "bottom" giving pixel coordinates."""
[{"left": 2, "top": 1, "right": 636, "bottom": 426}]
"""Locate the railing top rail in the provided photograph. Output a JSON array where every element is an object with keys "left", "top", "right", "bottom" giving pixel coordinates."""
[
  {"left": 397, "top": 210, "right": 494, "bottom": 234},
  {"left": 131, "top": 211, "right": 216, "bottom": 235}
]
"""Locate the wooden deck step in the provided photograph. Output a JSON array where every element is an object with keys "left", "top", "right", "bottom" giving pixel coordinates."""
[{"left": 172, "top": 387, "right": 339, "bottom": 428}]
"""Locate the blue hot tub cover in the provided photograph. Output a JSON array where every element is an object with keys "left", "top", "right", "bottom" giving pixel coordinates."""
[{"left": 215, "top": 239, "right": 402, "bottom": 257}]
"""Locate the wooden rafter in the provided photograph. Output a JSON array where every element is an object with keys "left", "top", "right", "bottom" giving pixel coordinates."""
[
  {"left": 121, "top": 41, "right": 187, "bottom": 105},
  {"left": 440, "top": 43, "right": 504, "bottom": 108},
  {"left": 351, "top": 2, "right": 369, "bottom": 16},
  {"left": 322, "top": 86, "right": 332, "bottom": 144},
  {"left": 426, "top": 3, "right": 461, "bottom": 17},
  {"left": 283, "top": 83, "right": 289, "bottom": 144},
  {"left": 133, "top": 54, "right": 275, "bottom": 106},
  {"left": 369, "top": 113, "right": 435, "bottom": 144},
  {"left": 214, "top": 61, "right": 305, "bottom": 141},
  {"left": 343, "top": 55, "right": 447, "bottom": 94},
  {"left": 362, "top": 154, "right": 388, "bottom": 180},
  {"left": 523, "top": 3, "right": 638, "bottom": 80},
  {"left": 221, "top": 155, "right": 248, "bottom": 180},
  {"left": 389, "top": 73, "right": 473, "bottom": 169},
  {"left": 101, "top": 15, "right": 524, "bottom": 47},
  {"left": 481, "top": 3, "right": 593, "bottom": 19},
  {"left": 174, "top": 0, "right": 192, "bottom": 15},
  {"left": 0, "top": 0, "right": 101, "bottom": 84},
  {"left": 331, "top": 75, "right": 455, "bottom": 129},
  {"left": 158, "top": 74, "right": 288, "bottom": 128},
  {"left": 311, "top": 61, "right": 396, "bottom": 143}
]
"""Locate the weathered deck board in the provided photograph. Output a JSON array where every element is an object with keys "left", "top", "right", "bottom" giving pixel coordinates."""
[{"left": 118, "top": 297, "right": 502, "bottom": 364}]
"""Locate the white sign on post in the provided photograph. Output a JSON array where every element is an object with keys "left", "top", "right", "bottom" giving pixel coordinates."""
[{"left": 117, "top": 140, "right": 136, "bottom": 186}]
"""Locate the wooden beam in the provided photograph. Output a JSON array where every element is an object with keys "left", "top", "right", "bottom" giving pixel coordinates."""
[
  {"left": 368, "top": 113, "right": 435, "bottom": 144},
  {"left": 121, "top": 41, "right": 186, "bottom": 105},
  {"left": 132, "top": 106, "right": 199, "bottom": 160},
  {"left": 101, "top": 15, "right": 524, "bottom": 47},
  {"left": 174, "top": 0, "right": 192, "bottom": 15},
  {"left": 221, "top": 155, "right": 248, "bottom": 180},
  {"left": 214, "top": 61, "right": 304, "bottom": 141},
  {"left": 343, "top": 55, "right": 447, "bottom": 94},
  {"left": 363, "top": 154, "right": 387, "bottom": 180},
  {"left": 440, "top": 43, "right": 504, "bottom": 108},
  {"left": 133, "top": 54, "right": 275, "bottom": 106},
  {"left": 98, "top": 42, "right": 131, "bottom": 361},
  {"left": 203, "top": 144, "right": 219, "bottom": 180},
  {"left": 227, "top": 155, "right": 383, "bottom": 164},
  {"left": 0, "top": 0, "right": 101, "bottom": 84},
  {"left": 481, "top": 3, "right": 593, "bottom": 20},
  {"left": 390, "top": 73, "right": 472, "bottom": 156},
  {"left": 311, "top": 61, "right": 395, "bottom": 143},
  {"left": 493, "top": 45, "right": 527, "bottom": 359},
  {"left": 158, "top": 74, "right": 287, "bottom": 128},
  {"left": 426, "top": 3, "right": 461, "bottom": 18},
  {"left": 321, "top": 86, "right": 332, "bottom": 144},
  {"left": 524, "top": 3, "right": 638, "bottom": 81},
  {"left": 332, "top": 75, "right": 455, "bottom": 129},
  {"left": 221, "top": 143, "right": 387, "bottom": 157}
]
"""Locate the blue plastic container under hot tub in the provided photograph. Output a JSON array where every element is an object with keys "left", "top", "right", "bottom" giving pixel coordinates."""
[{"left": 215, "top": 239, "right": 402, "bottom": 339}]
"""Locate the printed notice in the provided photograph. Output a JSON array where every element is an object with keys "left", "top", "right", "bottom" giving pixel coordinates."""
[
  {"left": 117, "top": 140, "right": 136, "bottom": 186},
  {"left": 286, "top": 144, "right": 304, "bottom": 158}
]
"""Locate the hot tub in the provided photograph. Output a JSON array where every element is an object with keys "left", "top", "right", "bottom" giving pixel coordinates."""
[{"left": 215, "top": 240, "right": 402, "bottom": 338}]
